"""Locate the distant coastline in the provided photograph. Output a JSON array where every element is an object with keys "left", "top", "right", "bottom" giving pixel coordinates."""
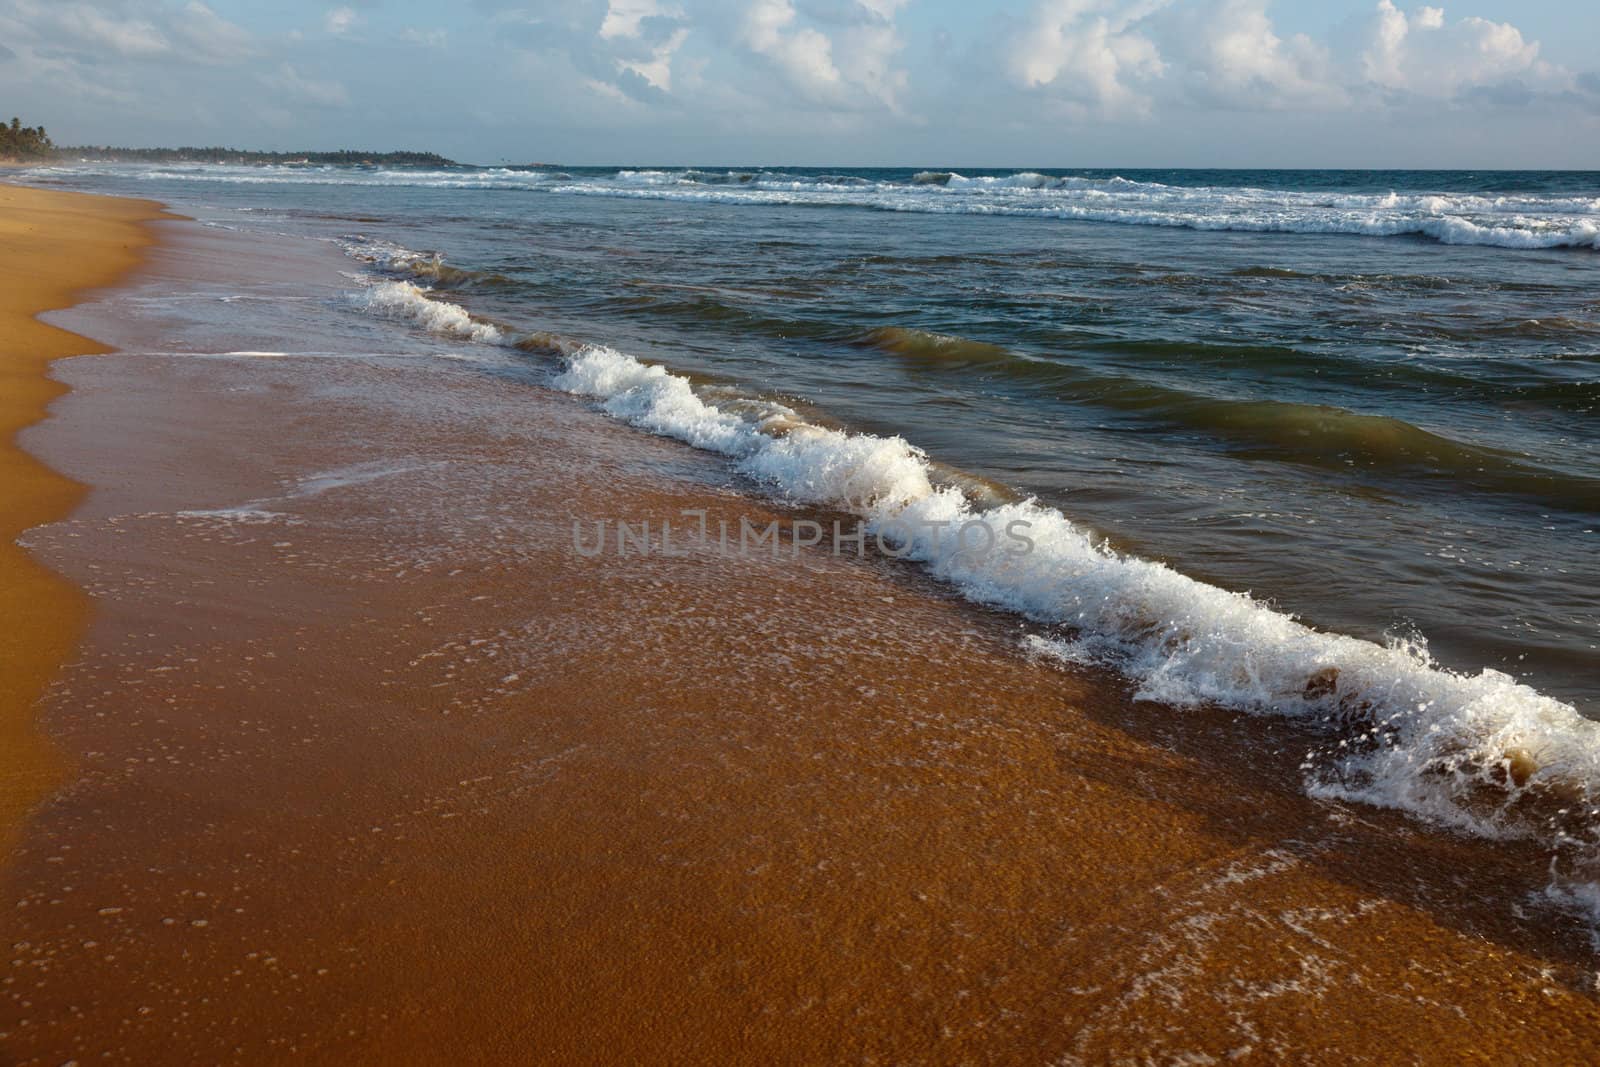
[{"left": 51, "top": 146, "right": 458, "bottom": 167}]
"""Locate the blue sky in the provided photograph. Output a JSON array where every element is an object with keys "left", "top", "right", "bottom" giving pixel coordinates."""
[{"left": 1, "top": 1, "right": 1596, "bottom": 166}]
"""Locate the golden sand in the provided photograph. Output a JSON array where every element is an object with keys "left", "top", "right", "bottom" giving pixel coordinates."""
[{"left": 0, "top": 184, "right": 170, "bottom": 857}]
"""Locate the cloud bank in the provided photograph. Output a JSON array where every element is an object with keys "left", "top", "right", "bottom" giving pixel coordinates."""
[{"left": 0, "top": 0, "right": 1593, "bottom": 165}]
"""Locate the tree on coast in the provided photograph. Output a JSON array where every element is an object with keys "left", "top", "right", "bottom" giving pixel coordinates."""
[
  {"left": 1, "top": 116, "right": 55, "bottom": 159},
  {"left": 58, "top": 145, "right": 455, "bottom": 166},
  {"left": 0, "top": 122, "right": 452, "bottom": 166}
]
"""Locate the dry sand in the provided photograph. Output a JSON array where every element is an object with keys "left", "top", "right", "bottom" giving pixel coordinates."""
[
  {"left": 2, "top": 198, "right": 1599, "bottom": 1064},
  {"left": 0, "top": 185, "right": 172, "bottom": 857}
]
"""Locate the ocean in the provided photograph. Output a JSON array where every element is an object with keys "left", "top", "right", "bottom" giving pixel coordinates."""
[{"left": 20, "top": 161, "right": 1600, "bottom": 874}]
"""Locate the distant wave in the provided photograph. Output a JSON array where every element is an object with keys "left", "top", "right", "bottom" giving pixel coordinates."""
[
  {"left": 32, "top": 162, "right": 1600, "bottom": 251},
  {"left": 855, "top": 327, "right": 1600, "bottom": 510},
  {"left": 341, "top": 246, "right": 1600, "bottom": 904},
  {"left": 574, "top": 170, "right": 1600, "bottom": 250}
]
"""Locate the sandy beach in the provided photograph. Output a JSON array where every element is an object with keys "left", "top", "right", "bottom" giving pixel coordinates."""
[
  {"left": 0, "top": 186, "right": 172, "bottom": 858},
  {"left": 0, "top": 189, "right": 1597, "bottom": 1063}
]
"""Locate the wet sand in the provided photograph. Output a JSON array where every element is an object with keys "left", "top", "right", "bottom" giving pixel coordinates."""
[
  {"left": 3, "top": 209, "right": 1600, "bottom": 1064},
  {"left": 0, "top": 185, "right": 171, "bottom": 857}
]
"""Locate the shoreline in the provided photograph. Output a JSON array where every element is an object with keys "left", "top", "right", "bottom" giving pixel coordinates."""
[
  {"left": 3, "top": 190, "right": 1600, "bottom": 1061},
  {"left": 0, "top": 184, "right": 174, "bottom": 857}
]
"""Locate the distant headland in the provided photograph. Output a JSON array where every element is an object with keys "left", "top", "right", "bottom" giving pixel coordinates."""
[
  {"left": 1, "top": 120, "right": 456, "bottom": 167},
  {"left": 54, "top": 147, "right": 458, "bottom": 167}
]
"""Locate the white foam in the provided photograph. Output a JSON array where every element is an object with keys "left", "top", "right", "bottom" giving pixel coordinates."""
[
  {"left": 341, "top": 236, "right": 430, "bottom": 272},
  {"left": 290, "top": 461, "right": 431, "bottom": 498},
  {"left": 541, "top": 173, "right": 1600, "bottom": 251},
  {"left": 551, "top": 345, "right": 756, "bottom": 453},
  {"left": 175, "top": 506, "right": 294, "bottom": 525},
  {"left": 548, "top": 343, "right": 1600, "bottom": 853},
  {"left": 30, "top": 163, "right": 1600, "bottom": 251},
  {"left": 352, "top": 280, "right": 502, "bottom": 343}
]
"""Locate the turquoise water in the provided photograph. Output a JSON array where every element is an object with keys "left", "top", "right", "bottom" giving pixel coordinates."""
[{"left": 22, "top": 163, "right": 1600, "bottom": 716}]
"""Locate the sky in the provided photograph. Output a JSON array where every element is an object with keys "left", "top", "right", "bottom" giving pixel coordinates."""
[{"left": 0, "top": 0, "right": 1596, "bottom": 167}]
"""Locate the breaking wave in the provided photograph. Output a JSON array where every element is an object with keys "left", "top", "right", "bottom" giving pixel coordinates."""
[
  {"left": 343, "top": 252, "right": 1600, "bottom": 893},
  {"left": 351, "top": 280, "right": 503, "bottom": 343},
  {"left": 31, "top": 162, "right": 1600, "bottom": 251},
  {"left": 555, "top": 170, "right": 1600, "bottom": 250}
]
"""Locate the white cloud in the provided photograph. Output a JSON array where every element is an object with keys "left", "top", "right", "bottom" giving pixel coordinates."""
[
  {"left": 1007, "top": 1, "right": 1168, "bottom": 116},
  {"left": 52, "top": 5, "right": 170, "bottom": 58},
  {"left": 618, "top": 26, "right": 688, "bottom": 90},
  {"left": 1003, "top": 0, "right": 1573, "bottom": 118},
  {"left": 1162, "top": 0, "right": 1342, "bottom": 109},
  {"left": 13, "top": 0, "right": 253, "bottom": 63},
  {"left": 600, "top": 0, "right": 677, "bottom": 40},
  {"left": 401, "top": 27, "right": 450, "bottom": 48},
  {"left": 260, "top": 62, "right": 350, "bottom": 108},
  {"left": 0, "top": 0, "right": 253, "bottom": 68},
  {"left": 716, "top": 0, "right": 909, "bottom": 111},
  {"left": 584, "top": 0, "right": 690, "bottom": 92},
  {"left": 0, "top": 0, "right": 1593, "bottom": 161},
  {"left": 825, "top": 0, "right": 911, "bottom": 113},
  {"left": 1358, "top": 0, "right": 1547, "bottom": 98},
  {"left": 475, "top": 0, "right": 1585, "bottom": 136},
  {"left": 175, "top": 2, "right": 253, "bottom": 64},
  {"left": 741, "top": 0, "right": 843, "bottom": 97},
  {"left": 325, "top": 7, "right": 357, "bottom": 36}
]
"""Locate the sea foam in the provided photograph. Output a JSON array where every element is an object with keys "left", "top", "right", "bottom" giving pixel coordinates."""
[
  {"left": 352, "top": 280, "right": 502, "bottom": 343},
  {"left": 34, "top": 162, "right": 1600, "bottom": 252},
  {"left": 545, "top": 172, "right": 1600, "bottom": 251}
]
